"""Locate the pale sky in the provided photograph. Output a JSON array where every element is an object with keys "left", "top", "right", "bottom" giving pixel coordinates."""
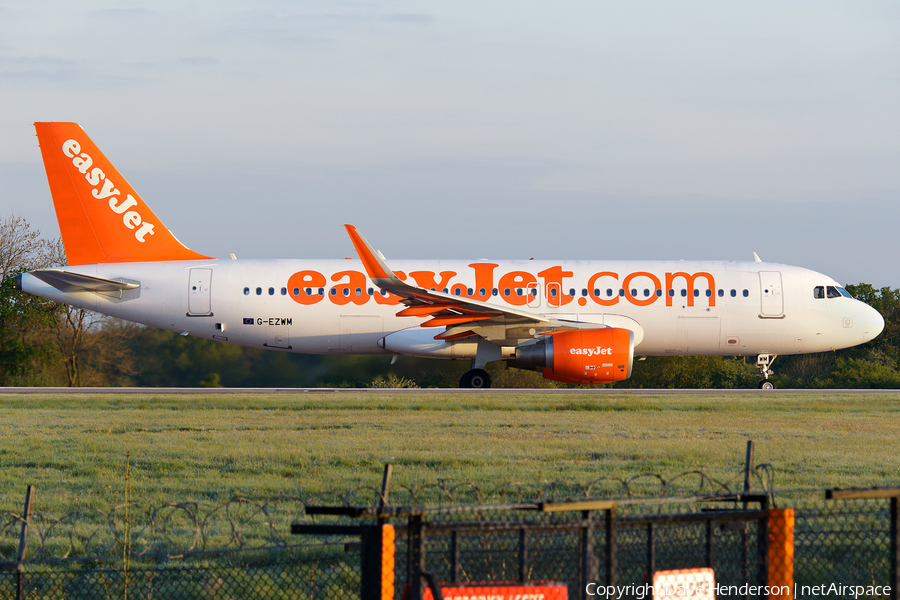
[{"left": 1, "top": 1, "right": 898, "bottom": 287}]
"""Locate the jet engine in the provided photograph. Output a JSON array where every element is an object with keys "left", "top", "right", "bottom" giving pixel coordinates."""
[{"left": 510, "top": 328, "right": 634, "bottom": 384}]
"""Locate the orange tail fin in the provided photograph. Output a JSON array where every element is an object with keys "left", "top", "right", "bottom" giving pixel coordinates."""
[{"left": 34, "top": 122, "right": 211, "bottom": 265}]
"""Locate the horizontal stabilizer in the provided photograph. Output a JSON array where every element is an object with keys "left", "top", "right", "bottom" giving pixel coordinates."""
[{"left": 29, "top": 269, "right": 140, "bottom": 293}]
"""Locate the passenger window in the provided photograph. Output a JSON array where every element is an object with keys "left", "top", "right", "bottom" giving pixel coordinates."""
[
  {"left": 281, "top": 287, "right": 287, "bottom": 296},
  {"left": 492, "top": 288, "right": 498, "bottom": 296},
  {"left": 550, "top": 288, "right": 558, "bottom": 297},
  {"left": 504, "top": 288, "right": 510, "bottom": 296},
  {"left": 293, "top": 287, "right": 300, "bottom": 296},
  {"left": 243, "top": 287, "right": 250, "bottom": 295},
  {"left": 705, "top": 289, "right": 712, "bottom": 297},
  {"left": 468, "top": 288, "right": 474, "bottom": 296},
  {"left": 268, "top": 287, "right": 275, "bottom": 295},
  {"left": 480, "top": 288, "right": 486, "bottom": 296},
  {"left": 730, "top": 289, "right": 736, "bottom": 297},
  {"left": 643, "top": 289, "right": 650, "bottom": 297},
  {"left": 330, "top": 288, "right": 336, "bottom": 296},
  {"left": 454, "top": 288, "right": 461, "bottom": 296},
  {"left": 582, "top": 289, "right": 588, "bottom": 297},
  {"left": 531, "top": 289, "right": 537, "bottom": 297},
  {"left": 594, "top": 289, "right": 600, "bottom": 297},
  {"left": 342, "top": 288, "right": 350, "bottom": 297},
  {"left": 318, "top": 288, "right": 324, "bottom": 296},
  {"left": 442, "top": 288, "right": 449, "bottom": 294},
  {"left": 368, "top": 288, "right": 374, "bottom": 295},
  {"left": 718, "top": 289, "right": 724, "bottom": 297},
  {"left": 305, "top": 287, "right": 311, "bottom": 295},
  {"left": 607, "top": 289, "right": 614, "bottom": 297},
  {"left": 681, "top": 289, "right": 687, "bottom": 297},
  {"left": 743, "top": 289, "right": 749, "bottom": 297},
  {"left": 668, "top": 289, "right": 675, "bottom": 297},
  {"left": 630, "top": 288, "right": 637, "bottom": 297},
  {"left": 656, "top": 289, "right": 662, "bottom": 297},
  {"left": 619, "top": 289, "right": 625, "bottom": 297},
  {"left": 813, "top": 286, "right": 825, "bottom": 299},
  {"left": 569, "top": 288, "right": 575, "bottom": 297},
  {"left": 355, "top": 287, "right": 362, "bottom": 296},
  {"left": 256, "top": 287, "right": 262, "bottom": 296}
]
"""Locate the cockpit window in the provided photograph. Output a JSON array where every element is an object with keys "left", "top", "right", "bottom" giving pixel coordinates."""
[{"left": 816, "top": 285, "right": 850, "bottom": 299}]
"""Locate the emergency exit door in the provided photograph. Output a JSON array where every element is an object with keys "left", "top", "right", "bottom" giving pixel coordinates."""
[
  {"left": 759, "top": 271, "right": 784, "bottom": 317},
  {"left": 188, "top": 268, "right": 213, "bottom": 316}
]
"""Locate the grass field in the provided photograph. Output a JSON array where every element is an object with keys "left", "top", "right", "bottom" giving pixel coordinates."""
[{"left": 0, "top": 392, "right": 899, "bottom": 516}]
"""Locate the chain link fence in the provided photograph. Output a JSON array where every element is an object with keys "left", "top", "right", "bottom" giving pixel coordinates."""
[{"left": 1, "top": 478, "right": 898, "bottom": 599}]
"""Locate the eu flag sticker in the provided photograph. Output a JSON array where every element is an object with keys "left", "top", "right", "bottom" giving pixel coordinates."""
[{"left": 243, "top": 318, "right": 254, "bottom": 325}]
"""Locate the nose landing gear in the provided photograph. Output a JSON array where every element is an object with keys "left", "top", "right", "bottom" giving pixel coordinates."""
[{"left": 757, "top": 354, "right": 777, "bottom": 389}]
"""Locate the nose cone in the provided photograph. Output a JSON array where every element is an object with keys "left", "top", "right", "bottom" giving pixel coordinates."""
[{"left": 859, "top": 302, "right": 885, "bottom": 343}]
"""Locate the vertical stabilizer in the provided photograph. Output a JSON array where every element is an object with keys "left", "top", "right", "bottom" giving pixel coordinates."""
[{"left": 34, "top": 122, "right": 211, "bottom": 265}]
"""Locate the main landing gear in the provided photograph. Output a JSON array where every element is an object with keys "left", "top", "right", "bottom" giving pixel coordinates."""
[
  {"left": 757, "top": 354, "right": 777, "bottom": 389},
  {"left": 460, "top": 369, "right": 491, "bottom": 389},
  {"left": 459, "top": 339, "right": 501, "bottom": 388}
]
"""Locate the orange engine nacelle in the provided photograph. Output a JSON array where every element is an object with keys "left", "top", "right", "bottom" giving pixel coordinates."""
[{"left": 510, "top": 328, "right": 634, "bottom": 385}]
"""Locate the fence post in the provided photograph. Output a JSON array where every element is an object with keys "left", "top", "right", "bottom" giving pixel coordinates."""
[
  {"left": 580, "top": 510, "right": 594, "bottom": 600},
  {"left": 16, "top": 485, "right": 35, "bottom": 600},
  {"left": 518, "top": 528, "right": 528, "bottom": 583},
  {"left": 892, "top": 497, "right": 899, "bottom": 600},
  {"left": 767, "top": 509, "right": 794, "bottom": 600},
  {"left": 410, "top": 515, "right": 426, "bottom": 600},
  {"left": 606, "top": 507, "right": 617, "bottom": 593},
  {"left": 361, "top": 524, "right": 396, "bottom": 600},
  {"left": 758, "top": 494, "right": 769, "bottom": 589}
]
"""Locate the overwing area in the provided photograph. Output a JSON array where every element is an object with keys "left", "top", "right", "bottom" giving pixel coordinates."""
[{"left": 345, "top": 224, "right": 552, "bottom": 340}]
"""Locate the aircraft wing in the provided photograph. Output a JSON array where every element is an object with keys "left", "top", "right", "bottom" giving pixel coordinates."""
[{"left": 344, "top": 225, "right": 552, "bottom": 337}]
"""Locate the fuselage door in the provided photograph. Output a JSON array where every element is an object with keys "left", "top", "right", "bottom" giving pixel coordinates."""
[
  {"left": 759, "top": 271, "right": 784, "bottom": 317},
  {"left": 188, "top": 268, "right": 213, "bottom": 316}
]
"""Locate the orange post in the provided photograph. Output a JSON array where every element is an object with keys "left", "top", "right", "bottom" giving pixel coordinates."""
[
  {"left": 768, "top": 509, "right": 794, "bottom": 599},
  {"left": 382, "top": 524, "right": 395, "bottom": 600}
]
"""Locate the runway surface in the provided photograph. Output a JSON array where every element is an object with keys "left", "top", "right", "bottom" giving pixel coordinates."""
[{"left": 1, "top": 387, "right": 898, "bottom": 395}]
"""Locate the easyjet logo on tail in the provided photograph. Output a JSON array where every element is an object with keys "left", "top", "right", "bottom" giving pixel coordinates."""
[{"left": 62, "top": 140, "right": 156, "bottom": 243}]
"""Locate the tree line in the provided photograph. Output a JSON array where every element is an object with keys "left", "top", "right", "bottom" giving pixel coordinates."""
[{"left": 2, "top": 213, "right": 898, "bottom": 388}]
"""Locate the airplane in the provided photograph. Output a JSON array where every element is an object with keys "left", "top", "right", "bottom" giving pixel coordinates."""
[{"left": 17, "top": 122, "right": 885, "bottom": 389}]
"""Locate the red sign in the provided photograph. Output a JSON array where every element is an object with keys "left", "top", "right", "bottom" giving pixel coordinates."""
[{"left": 423, "top": 584, "right": 568, "bottom": 600}]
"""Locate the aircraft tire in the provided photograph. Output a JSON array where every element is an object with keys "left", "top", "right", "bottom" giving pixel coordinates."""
[
  {"left": 460, "top": 369, "right": 492, "bottom": 389},
  {"left": 758, "top": 380, "right": 776, "bottom": 390}
]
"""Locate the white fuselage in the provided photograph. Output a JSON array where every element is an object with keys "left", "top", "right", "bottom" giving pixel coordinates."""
[{"left": 19, "top": 258, "right": 884, "bottom": 360}]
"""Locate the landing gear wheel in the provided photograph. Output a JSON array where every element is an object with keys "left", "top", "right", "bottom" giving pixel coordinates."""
[
  {"left": 460, "top": 369, "right": 492, "bottom": 389},
  {"left": 758, "top": 380, "right": 776, "bottom": 390}
]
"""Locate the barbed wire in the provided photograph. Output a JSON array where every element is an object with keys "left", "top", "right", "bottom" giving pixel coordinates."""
[
  {"left": 0, "top": 468, "right": 783, "bottom": 563},
  {"left": 0, "top": 495, "right": 312, "bottom": 564}
]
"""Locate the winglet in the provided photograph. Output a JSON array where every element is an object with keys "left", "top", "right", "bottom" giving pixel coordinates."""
[{"left": 344, "top": 224, "right": 393, "bottom": 281}]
